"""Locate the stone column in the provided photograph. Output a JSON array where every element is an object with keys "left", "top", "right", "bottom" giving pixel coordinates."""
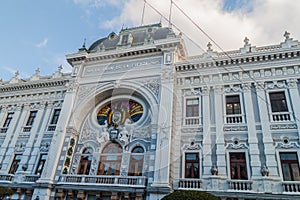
[
  {"left": 34, "top": 82, "right": 77, "bottom": 200},
  {"left": 255, "top": 82, "right": 279, "bottom": 176},
  {"left": 242, "top": 83, "right": 261, "bottom": 178},
  {"left": 202, "top": 86, "right": 213, "bottom": 177},
  {"left": 287, "top": 79, "right": 300, "bottom": 142},
  {"left": 214, "top": 85, "right": 226, "bottom": 176},
  {"left": 152, "top": 68, "right": 174, "bottom": 188}
]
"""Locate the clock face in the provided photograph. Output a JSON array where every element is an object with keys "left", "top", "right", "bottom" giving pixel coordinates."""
[{"left": 97, "top": 99, "right": 143, "bottom": 127}]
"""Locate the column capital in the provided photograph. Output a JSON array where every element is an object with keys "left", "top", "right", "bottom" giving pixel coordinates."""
[
  {"left": 242, "top": 82, "right": 252, "bottom": 92},
  {"left": 213, "top": 85, "right": 223, "bottom": 94},
  {"left": 254, "top": 81, "right": 265, "bottom": 91},
  {"left": 201, "top": 86, "right": 210, "bottom": 95},
  {"left": 287, "top": 78, "right": 298, "bottom": 89}
]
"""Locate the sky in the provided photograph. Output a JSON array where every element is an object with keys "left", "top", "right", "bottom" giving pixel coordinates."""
[{"left": 0, "top": 0, "right": 300, "bottom": 81}]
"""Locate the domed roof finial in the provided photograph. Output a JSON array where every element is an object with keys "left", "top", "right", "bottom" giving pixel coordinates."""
[
  {"left": 35, "top": 68, "right": 40, "bottom": 76},
  {"left": 284, "top": 31, "right": 290, "bottom": 40},
  {"left": 244, "top": 37, "right": 250, "bottom": 46},
  {"left": 15, "top": 71, "right": 19, "bottom": 78},
  {"left": 78, "top": 38, "right": 87, "bottom": 52},
  {"left": 207, "top": 42, "right": 212, "bottom": 51}
]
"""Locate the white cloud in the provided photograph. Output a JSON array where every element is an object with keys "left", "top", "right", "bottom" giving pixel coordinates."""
[
  {"left": 36, "top": 38, "right": 48, "bottom": 48},
  {"left": 73, "top": 0, "right": 121, "bottom": 8},
  {"left": 102, "top": 0, "right": 300, "bottom": 55}
]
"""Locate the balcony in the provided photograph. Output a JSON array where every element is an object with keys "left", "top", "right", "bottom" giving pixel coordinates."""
[
  {"left": 23, "top": 175, "right": 40, "bottom": 182},
  {"left": 271, "top": 112, "right": 292, "bottom": 122},
  {"left": 225, "top": 114, "right": 244, "bottom": 124},
  {"left": 184, "top": 117, "right": 200, "bottom": 126},
  {"left": 228, "top": 180, "right": 252, "bottom": 191},
  {"left": 174, "top": 178, "right": 202, "bottom": 190},
  {"left": 0, "top": 128, "right": 8, "bottom": 133},
  {"left": 23, "top": 126, "right": 32, "bottom": 132},
  {"left": 0, "top": 174, "right": 14, "bottom": 182},
  {"left": 58, "top": 175, "right": 147, "bottom": 187},
  {"left": 47, "top": 125, "right": 56, "bottom": 132},
  {"left": 283, "top": 181, "right": 300, "bottom": 193}
]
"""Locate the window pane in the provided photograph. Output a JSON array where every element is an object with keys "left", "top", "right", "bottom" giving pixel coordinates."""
[
  {"left": 185, "top": 153, "right": 199, "bottom": 178},
  {"left": 282, "top": 163, "right": 292, "bottom": 181},
  {"left": 269, "top": 92, "right": 288, "bottom": 112},
  {"left": 280, "top": 153, "right": 298, "bottom": 161},
  {"left": 291, "top": 163, "right": 300, "bottom": 181}
]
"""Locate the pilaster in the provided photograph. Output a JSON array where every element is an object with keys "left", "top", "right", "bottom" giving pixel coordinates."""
[
  {"left": 20, "top": 102, "right": 47, "bottom": 172},
  {"left": 242, "top": 83, "right": 261, "bottom": 177},
  {"left": 214, "top": 85, "right": 226, "bottom": 176},
  {"left": 255, "top": 82, "right": 279, "bottom": 177},
  {"left": 152, "top": 67, "right": 174, "bottom": 188},
  {"left": 202, "top": 86, "right": 213, "bottom": 177},
  {"left": 287, "top": 79, "right": 300, "bottom": 143}
]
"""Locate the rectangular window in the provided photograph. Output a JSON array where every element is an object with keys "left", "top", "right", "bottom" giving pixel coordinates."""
[
  {"left": 121, "top": 35, "right": 129, "bottom": 45},
  {"left": 226, "top": 95, "right": 241, "bottom": 115},
  {"left": 35, "top": 154, "right": 47, "bottom": 175},
  {"left": 185, "top": 153, "right": 199, "bottom": 178},
  {"left": 230, "top": 152, "right": 248, "bottom": 180},
  {"left": 269, "top": 91, "right": 288, "bottom": 112},
  {"left": 3, "top": 112, "right": 14, "bottom": 128},
  {"left": 280, "top": 152, "right": 300, "bottom": 181},
  {"left": 50, "top": 109, "right": 61, "bottom": 125},
  {"left": 186, "top": 99, "right": 199, "bottom": 117},
  {"left": 26, "top": 111, "right": 37, "bottom": 126},
  {"left": 9, "top": 155, "right": 22, "bottom": 174}
]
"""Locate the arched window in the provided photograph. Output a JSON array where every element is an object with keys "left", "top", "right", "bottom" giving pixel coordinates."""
[
  {"left": 77, "top": 148, "right": 93, "bottom": 175},
  {"left": 128, "top": 146, "right": 144, "bottom": 176},
  {"left": 98, "top": 143, "right": 122, "bottom": 176}
]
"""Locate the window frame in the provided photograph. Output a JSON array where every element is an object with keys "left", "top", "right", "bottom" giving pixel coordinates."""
[
  {"left": 35, "top": 154, "right": 47, "bottom": 175},
  {"left": 226, "top": 150, "right": 250, "bottom": 180},
  {"left": 277, "top": 150, "right": 300, "bottom": 181},
  {"left": 225, "top": 95, "right": 241, "bottom": 115},
  {"left": 97, "top": 143, "right": 122, "bottom": 176},
  {"left": 128, "top": 146, "right": 145, "bottom": 176},
  {"left": 25, "top": 110, "right": 38, "bottom": 127},
  {"left": 223, "top": 92, "right": 245, "bottom": 124},
  {"left": 181, "top": 150, "right": 201, "bottom": 179},
  {"left": 77, "top": 148, "right": 93, "bottom": 175},
  {"left": 183, "top": 96, "right": 201, "bottom": 126},
  {"left": 268, "top": 91, "right": 289, "bottom": 113},
  {"left": 9, "top": 154, "right": 22, "bottom": 174},
  {"left": 50, "top": 109, "right": 61, "bottom": 125},
  {"left": 2, "top": 112, "right": 14, "bottom": 128}
]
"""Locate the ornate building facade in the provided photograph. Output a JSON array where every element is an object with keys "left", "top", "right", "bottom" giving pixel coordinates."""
[{"left": 0, "top": 24, "right": 300, "bottom": 200}]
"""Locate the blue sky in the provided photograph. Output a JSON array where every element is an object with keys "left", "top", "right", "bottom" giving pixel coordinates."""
[{"left": 1, "top": 0, "right": 299, "bottom": 81}]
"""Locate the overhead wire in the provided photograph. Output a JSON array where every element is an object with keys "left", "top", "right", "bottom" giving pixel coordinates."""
[{"left": 144, "top": 0, "right": 300, "bottom": 125}]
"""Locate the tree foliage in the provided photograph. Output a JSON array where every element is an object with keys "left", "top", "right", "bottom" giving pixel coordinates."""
[
  {"left": 161, "top": 190, "right": 220, "bottom": 200},
  {"left": 0, "top": 186, "right": 14, "bottom": 199}
]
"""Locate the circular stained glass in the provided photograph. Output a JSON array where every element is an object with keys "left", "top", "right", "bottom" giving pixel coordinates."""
[{"left": 97, "top": 99, "right": 143, "bottom": 127}]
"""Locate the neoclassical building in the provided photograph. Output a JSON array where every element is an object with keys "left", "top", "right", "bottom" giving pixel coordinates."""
[{"left": 0, "top": 24, "right": 299, "bottom": 200}]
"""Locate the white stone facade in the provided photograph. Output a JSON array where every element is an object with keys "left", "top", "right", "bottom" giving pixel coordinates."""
[{"left": 0, "top": 24, "right": 299, "bottom": 200}]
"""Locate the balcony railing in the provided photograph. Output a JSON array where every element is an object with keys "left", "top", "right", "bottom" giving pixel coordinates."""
[
  {"left": 58, "top": 175, "right": 147, "bottom": 187},
  {"left": 271, "top": 112, "right": 292, "bottom": 122},
  {"left": 0, "top": 174, "right": 14, "bottom": 182},
  {"left": 225, "top": 114, "right": 244, "bottom": 124},
  {"left": 185, "top": 117, "right": 200, "bottom": 126},
  {"left": 47, "top": 125, "right": 56, "bottom": 132},
  {"left": 283, "top": 181, "right": 300, "bottom": 193},
  {"left": 23, "top": 126, "right": 32, "bottom": 132},
  {"left": 0, "top": 128, "right": 8, "bottom": 133},
  {"left": 228, "top": 180, "right": 252, "bottom": 191},
  {"left": 176, "top": 178, "right": 202, "bottom": 190},
  {"left": 23, "top": 175, "right": 40, "bottom": 182}
]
